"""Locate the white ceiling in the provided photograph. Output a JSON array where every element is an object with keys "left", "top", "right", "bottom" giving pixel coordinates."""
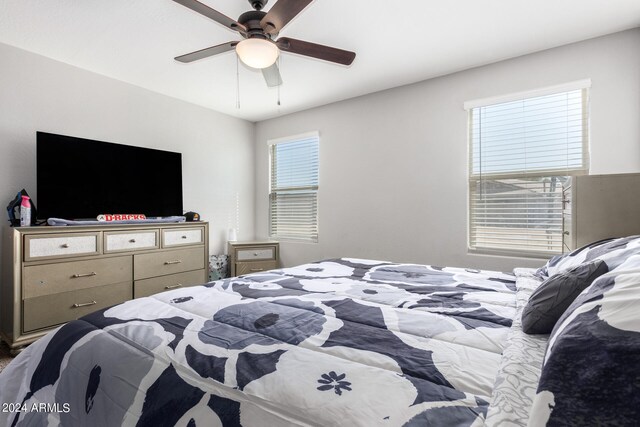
[{"left": 1, "top": 0, "right": 639, "bottom": 122}]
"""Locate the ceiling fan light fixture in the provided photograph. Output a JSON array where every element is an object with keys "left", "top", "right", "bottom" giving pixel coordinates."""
[{"left": 236, "top": 38, "right": 279, "bottom": 69}]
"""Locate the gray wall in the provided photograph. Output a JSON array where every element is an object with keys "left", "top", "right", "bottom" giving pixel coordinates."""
[
  {"left": 0, "top": 42, "right": 256, "bottom": 258},
  {"left": 2, "top": 28, "right": 639, "bottom": 276},
  {"left": 254, "top": 29, "right": 640, "bottom": 271}
]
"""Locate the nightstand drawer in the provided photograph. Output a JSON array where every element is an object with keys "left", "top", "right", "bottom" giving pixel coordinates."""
[
  {"left": 105, "top": 230, "right": 158, "bottom": 253},
  {"left": 235, "top": 261, "right": 278, "bottom": 275},
  {"left": 134, "top": 269, "right": 205, "bottom": 298},
  {"left": 24, "top": 233, "right": 100, "bottom": 261},
  {"left": 162, "top": 227, "right": 204, "bottom": 248},
  {"left": 23, "top": 256, "right": 132, "bottom": 299},
  {"left": 228, "top": 241, "right": 279, "bottom": 277},
  {"left": 23, "top": 281, "right": 132, "bottom": 332},
  {"left": 134, "top": 247, "right": 205, "bottom": 280},
  {"left": 237, "top": 247, "right": 276, "bottom": 261}
]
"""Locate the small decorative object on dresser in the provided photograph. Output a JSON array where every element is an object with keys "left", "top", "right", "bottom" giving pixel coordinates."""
[
  {"left": 1, "top": 222, "right": 209, "bottom": 355},
  {"left": 228, "top": 241, "right": 280, "bottom": 276}
]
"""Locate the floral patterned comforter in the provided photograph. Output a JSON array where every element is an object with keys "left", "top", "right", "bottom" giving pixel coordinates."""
[{"left": 0, "top": 258, "right": 518, "bottom": 426}]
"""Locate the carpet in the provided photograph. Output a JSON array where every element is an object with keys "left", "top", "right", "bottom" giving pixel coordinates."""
[{"left": 0, "top": 341, "right": 15, "bottom": 373}]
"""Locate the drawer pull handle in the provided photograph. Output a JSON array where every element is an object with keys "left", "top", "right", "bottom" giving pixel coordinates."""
[
  {"left": 61, "top": 243, "right": 70, "bottom": 249},
  {"left": 250, "top": 268, "right": 264, "bottom": 272},
  {"left": 254, "top": 252, "right": 258, "bottom": 256},
  {"left": 72, "top": 272, "right": 97, "bottom": 279},
  {"left": 164, "top": 260, "right": 182, "bottom": 265},
  {"left": 165, "top": 283, "right": 183, "bottom": 290},
  {"left": 73, "top": 300, "right": 97, "bottom": 308},
  {"left": 181, "top": 235, "right": 187, "bottom": 239},
  {"left": 129, "top": 239, "right": 137, "bottom": 243}
]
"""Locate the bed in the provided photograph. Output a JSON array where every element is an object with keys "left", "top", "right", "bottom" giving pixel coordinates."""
[{"left": 1, "top": 238, "right": 639, "bottom": 426}]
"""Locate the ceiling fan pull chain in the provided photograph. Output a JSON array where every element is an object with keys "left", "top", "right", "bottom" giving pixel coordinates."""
[
  {"left": 236, "top": 54, "right": 241, "bottom": 109},
  {"left": 277, "top": 56, "right": 281, "bottom": 107}
]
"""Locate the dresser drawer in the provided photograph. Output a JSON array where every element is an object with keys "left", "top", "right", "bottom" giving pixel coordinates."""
[
  {"left": 235, "top": 261, "right": 278, "bottom": 275},
  {"left": 236, "top": 247, "right": 276, "bottom": 261},
  {"left": 24, "top": 233, "right": 100, "bottom": 261},
  {"left": 134, "top": 269, "right": 205, "bottom": 298},
  {"left": 23, "top": 281, "right": 132, "bottom": 332},
  {"left": 104, "top": 230, "right": 158, "bottom": 253},
  {"left": 134, "top": 247, "right": 205, "bottom": 280},
  {"left": 162, "top": 227, "right": 204, "bottom": 248},
  {"left": 23, "top": 256, "right": 132, "bottom": 299}
]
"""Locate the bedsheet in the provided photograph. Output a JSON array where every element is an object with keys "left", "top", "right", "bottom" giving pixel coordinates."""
[
  {"left": 0, "top": 258, "right": 520, "bottom": 426},
  {"left": 485, "top": 268, "right": 548, "bottom": 427}
]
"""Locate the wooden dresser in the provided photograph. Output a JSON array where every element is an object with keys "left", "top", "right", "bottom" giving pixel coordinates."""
[
  {"left": 228, "top": 241, "right": 279, "bottom": 276},
  {"left": 1, "top": 222, "right": 208, "bottom": 354}
]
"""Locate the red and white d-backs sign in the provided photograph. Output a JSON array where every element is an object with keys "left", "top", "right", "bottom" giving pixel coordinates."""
[{"left": 97, "top": 214, "right": 147, "bottom": 221}]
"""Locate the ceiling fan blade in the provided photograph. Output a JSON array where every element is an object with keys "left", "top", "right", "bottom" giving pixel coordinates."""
[
  {"left": 260, "top": 0, "right": 313, "bottom": 35},
  {"left": 262, "top": 63, "right": 283, "bottom": 87},
  {"left": 175, "top": 41, "right": 237, "bottom": 63},
  {"left": 173, "top": 0, "right": 246, "bottom": 33},
  {"left": 276, "top": 37, "right": 356, "bottom": 66}
]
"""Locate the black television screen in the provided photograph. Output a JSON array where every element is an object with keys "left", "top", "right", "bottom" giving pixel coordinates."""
[{"left": 37, "top": 132, "right": 183, "bottom": 220}]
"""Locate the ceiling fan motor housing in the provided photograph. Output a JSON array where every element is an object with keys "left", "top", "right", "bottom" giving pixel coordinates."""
[{"left": 238, "top": 10, "right": 273, "bottom": 39}]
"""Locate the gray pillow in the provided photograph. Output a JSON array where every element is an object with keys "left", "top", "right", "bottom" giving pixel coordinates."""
[{"left": 522, "top": 260, "right": 608, "bottom": 334}]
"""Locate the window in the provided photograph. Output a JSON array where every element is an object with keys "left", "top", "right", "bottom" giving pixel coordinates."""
[
  {"left": 269, "top": 132, "right": 319, "bottom": 242},
  {"left": 466, "top": 82, "right": 590, "bottom": 255}
]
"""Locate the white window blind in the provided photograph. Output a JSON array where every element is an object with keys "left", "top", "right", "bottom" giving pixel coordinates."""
[
  {"left": 269, "top": 133, "right": 319, "bottom": 242},
  {"left": 468, "top": 86, "right": 589, "bottom": 255}
]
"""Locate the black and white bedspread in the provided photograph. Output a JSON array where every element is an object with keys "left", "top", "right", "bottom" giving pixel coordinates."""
[{"left": 0, "top": 258, "right": 519, "bottom": 426}]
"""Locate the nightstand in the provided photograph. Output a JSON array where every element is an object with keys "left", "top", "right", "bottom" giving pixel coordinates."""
[{"left": 228, "top": 241, "right": 279, "bottom": 276}]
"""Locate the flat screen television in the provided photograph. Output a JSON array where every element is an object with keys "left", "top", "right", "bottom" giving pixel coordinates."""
[{"left": 37, "top": 132, "right": 183, "bottom": 220}]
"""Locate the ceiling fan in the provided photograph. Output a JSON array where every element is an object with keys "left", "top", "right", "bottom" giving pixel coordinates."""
[{"left": 172, "top": 0, "right": 356, "bottom": 87}]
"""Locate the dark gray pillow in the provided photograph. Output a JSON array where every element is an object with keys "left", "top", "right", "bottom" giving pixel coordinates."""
[{"left": 522, "top": 260, "right": 608, "bottom": 334}]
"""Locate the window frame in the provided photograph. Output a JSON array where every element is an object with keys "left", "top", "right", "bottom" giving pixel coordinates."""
[
  {"left": 466, "top": 81, "right": 591, "bottom": 257},
  {"left": 268, "top": 131, "right": 320, "bottom": 243}
]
